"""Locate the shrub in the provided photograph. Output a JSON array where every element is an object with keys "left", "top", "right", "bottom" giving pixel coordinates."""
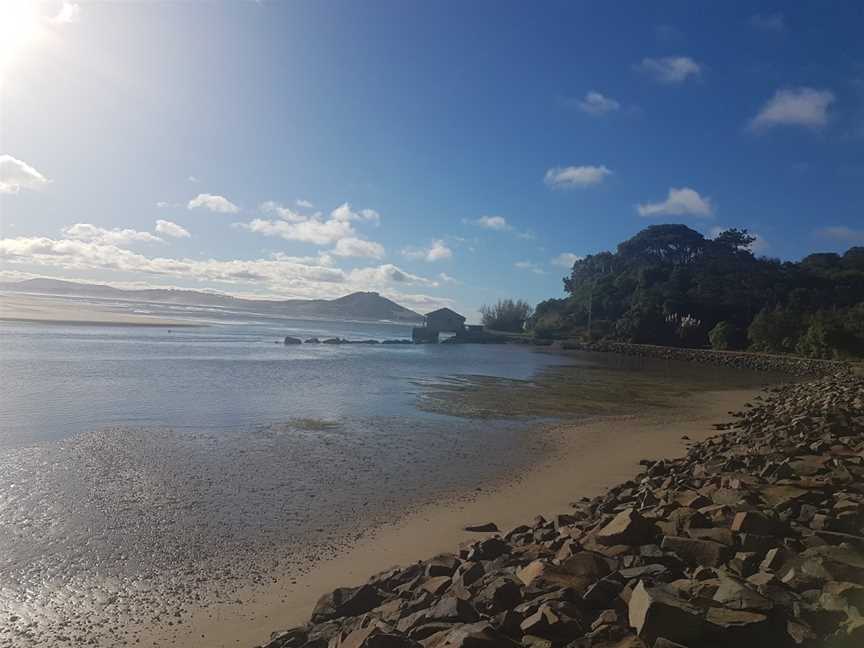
[
  {"left": 479, "top": 299, "right": 533, "bottom": 332},
  {"left": 708, "top": 321, "right": 745, "bottom": 351}
]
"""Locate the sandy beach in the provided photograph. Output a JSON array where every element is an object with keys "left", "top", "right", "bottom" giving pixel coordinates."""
[
  {"left": 151, "top": 386, "right": 762, "bottom": 648},
  {"left": 0, "top": 294, "right": 199, "bottom": 327}
]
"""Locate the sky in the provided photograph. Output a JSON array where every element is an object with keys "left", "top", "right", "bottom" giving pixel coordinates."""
[{"left": 1, "top": 1, "right": 863, "bottom": 321}]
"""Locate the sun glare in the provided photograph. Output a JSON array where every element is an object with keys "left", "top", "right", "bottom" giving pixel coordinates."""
[{"left": 0, "top": 0, "right": 39, "bottom": 70}]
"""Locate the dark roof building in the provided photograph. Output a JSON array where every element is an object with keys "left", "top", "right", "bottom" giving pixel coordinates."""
[{"left": 424, "top": 308, "right": 466, "bottom": 332}]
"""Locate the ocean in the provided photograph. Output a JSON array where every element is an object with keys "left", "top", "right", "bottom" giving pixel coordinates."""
[{"left": 0, "top": 294, "right": 778, "bottom": 646}]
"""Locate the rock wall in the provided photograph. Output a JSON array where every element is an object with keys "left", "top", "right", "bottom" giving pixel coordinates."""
[
  {"left": 560, "top": 341, "right": 850, "bottom": 377},
  {"left": 257, "top": 371, "right": 864, "bottom": 648}
]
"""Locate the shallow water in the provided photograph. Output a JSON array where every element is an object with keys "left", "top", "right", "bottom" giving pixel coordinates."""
[{"left": 0, "top": 297, "right": 781, "bottom": 646}]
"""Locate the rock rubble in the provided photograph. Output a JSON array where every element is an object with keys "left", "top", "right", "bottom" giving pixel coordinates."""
[{"left": 257, "top": 370, "right": 864, "bottom": 648}]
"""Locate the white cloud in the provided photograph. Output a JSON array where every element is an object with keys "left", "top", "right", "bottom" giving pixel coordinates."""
[
  {"left": 426, "top": 240, "right": 452, "bottom": 262},
  {"left": 635, "top": 57, "right": 702, "bottom": 84},
  {"left": 51, "top": 2, "right": 80, "bottom": 24},
  {"left": 188, "top": 193, "right": 240, "bottom": 213},
  {"left": 637, "top": 187, "right": 713, "bottom": 218},
  {"left": 156, "top": 201, "right": 169, "bottom": 208},
  {"left": 62, "top": 223, "right": 162, "bottom": 245},
  {"left": 438, "top": 272, "right": 459, "bottom": 284},
  {"left": 551, "top": 252, "right": 583, "bottom": 268},
  {"left": 514, "top": 261, "right": 545, "bottom": 275},
  {"left": 544, "top": 165, "right": 612, "bottom": 188},
  {"left": 259, "top": 200, "right": 306, "bottom": 222},
  {"left": 331, "top": 202, "right": 380, "bottom": 225},
  {"left": 471, "top": 216, "right": 512, "bottom": 231},
  {"left": 239, "top": 217, "right": 355, "bottom": 246},
  {"left": 188, "top": 175, "right": 199, "bottom": 183},
  {"left": 348, "top": 264, "right": 437, "bottom": 287},
  {"left": 0, "top": 155, "right": 50, "bottom": 194},
  {"left": 331, "top": 237, "right": 385, "bottom": 259},
  {"left": 155, "top": 220, "right": 191, "bottom": 239},
  {"left": 296, "top": 199, "right": 314, "bottom": 208},
  {"left": 816, "top": 226, "right": 864, "bottom": 245},
  {"left": 750, "top": 13, "right": 785, "bottom": 32},
  {"left": 402, "top": 239, "right": 453, "bottom": 262},
  {"left": 0, "top": 236, "right": 441, "bottom": 300},
  {"left": 577, "top": 91, "right": 620, "bottom": 116},
  {"left": 749, "top": 87, "right": 834, "bottom": 132}
]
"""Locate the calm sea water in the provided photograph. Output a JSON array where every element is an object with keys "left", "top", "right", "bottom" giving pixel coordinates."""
[
  {"left": 0, "top": 302, "right": 562, "bottom": 446},
  {"left": 0, "top": 295, "right": 779, "bottom": 646}
]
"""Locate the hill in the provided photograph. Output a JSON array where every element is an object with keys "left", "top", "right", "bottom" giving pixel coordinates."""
[{"left": 0, "top": 278, "right": 424, "bottom": 324}]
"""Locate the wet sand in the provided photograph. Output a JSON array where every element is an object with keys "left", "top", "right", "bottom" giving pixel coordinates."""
[
  {"left": 0, "top": 294, "right": 198, "bottom": 326},
  {"left": 151, "top": 387, "right": 761, "bottom": 648}
]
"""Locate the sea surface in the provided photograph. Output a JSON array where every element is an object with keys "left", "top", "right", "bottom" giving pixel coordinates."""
[{"left": 0, "top": 294, "right": 780, "bottom": 646}]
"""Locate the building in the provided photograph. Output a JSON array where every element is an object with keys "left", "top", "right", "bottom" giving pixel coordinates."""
[{"left": 412, "top": 307, "right": 466, "bottom": 343}]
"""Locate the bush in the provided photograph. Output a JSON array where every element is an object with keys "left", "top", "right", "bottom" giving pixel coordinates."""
[
  {"left": 479, "top": 299, "right": 533, "bottom": 332},
  {"left": 747, "top": 307, "right": 803, "bottom": 353},
  {"left": 708, "top": 321, "right": 745, "bottom": 351}
]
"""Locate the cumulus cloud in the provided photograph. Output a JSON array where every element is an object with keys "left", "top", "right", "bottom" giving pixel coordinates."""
[
  {"left": 816, "top": 226, "right": 864, "bottom": 245},
  {"left": 514, "top": 261, "right": 545, "bottom": 275},
  {"left": 296, "top": 199, "right": 314, "bottom": 208},
  {"left": 259, "top": 200, "right": 306, "bottom": 222},
  {"left": 637, "top": 187, "right": 713, "bottom": 218},
  {"left": 551, "top": 252, "right": 583, "bottom": 268},
  {"left": 750, "top": 13, "right": 785, "bottom": 31},
  {"left": 348, "top": 264, "right": 436, "bottom": 287},
  {"left": 438, "top": 272, "right": 459, "bottom": 284},
  {"left": 155, "top": 220, "right": 191, "bottom": 239},
  {"left": 188, "top": 193, "right": 240, "bottom": 213},
  {"left": 402, "top": 240, "right": 453, "bottom": 263},
  {"left": 331, "top": 202, "right": 380, "bottom": 224},
  {"left": 240, "top": 217, "right": 355, "bottom": 246},
  {"left": 577, "top": 91, "right": 620, "bottom": 116},
  {"left": 331, "top": 237, "right": 385, "bottom": 259},
  {"left": 52, "top": 2, "right": 81, "bottom": 24},
  {"left": 62, "top": 223, "right": 163, "bottom": 245},
  {"left": 242, "top": 201, "right": 384, "bottom": 254},
  {"left": 749, "top": 87, "right": 834, "bottom": 131},
  {"left": 635, "top": 57, "right": 702, "bottom": 84},
  {"left": 471, "top": 216, "right": 512, "bottom": 231},
  {"left": 544, "top": 165, "right": 612, "bottom": 188},
  {"left": 0, "top": 235, "right": 439, "bottom": 298},
  {"left": 0, "top": 155, "right": 50, "bottom": 194}
]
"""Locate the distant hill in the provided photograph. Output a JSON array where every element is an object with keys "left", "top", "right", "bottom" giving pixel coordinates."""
[{"left": 0, "top": 278, "right": 425, "bottom": 324}]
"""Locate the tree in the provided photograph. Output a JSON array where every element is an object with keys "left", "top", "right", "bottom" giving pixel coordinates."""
[
  {"left": 479, "top": 299, "right": 533, "bottom": 332},
  {"left": 535, "top": 224, "right": 864, "bottom": 357},
  {"left": 708, "top": 321, "right": 745, "bottom": 351}
]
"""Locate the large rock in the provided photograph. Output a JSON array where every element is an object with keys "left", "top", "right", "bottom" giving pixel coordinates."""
[
  {"left": 311, "top": 585, "right": 383, "bottom": 623},
  {"left": 596, "top": 509, "right": 656, "bottom": 547},
  {"left": 660, "top": 535, "right": 730, "bottom": 567},
  {"left": 424, "top": 621, "right": 520, "bottom": 647},
  {"left": 627, "top": 581, "right": 708, "bottom": 645}
]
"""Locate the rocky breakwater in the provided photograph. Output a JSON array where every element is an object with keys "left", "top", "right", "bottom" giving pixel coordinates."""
[
  {"left": 256, "top": 371, "right": 864, "bottom": 648},
  {"left": 561, "top": 341, "right": 849, "bottom": 377}
]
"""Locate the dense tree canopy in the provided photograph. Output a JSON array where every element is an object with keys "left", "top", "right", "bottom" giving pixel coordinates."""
[{"left": 529, "top": 225, "right": 864, "bottom": 358}]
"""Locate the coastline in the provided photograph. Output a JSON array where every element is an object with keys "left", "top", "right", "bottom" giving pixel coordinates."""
[
  {"left": 0, "top": 294, "right": 201, "bottom": 327},
  {"left": 152, "top": 386, "right": 765, "bottom": 648}
]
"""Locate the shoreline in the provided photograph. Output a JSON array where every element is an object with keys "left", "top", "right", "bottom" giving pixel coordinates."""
[{"left": 151, "top": 386, "right": 766, "bottom": 647}]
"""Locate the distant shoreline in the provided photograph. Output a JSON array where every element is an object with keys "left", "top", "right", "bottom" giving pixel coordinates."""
[{"left": 0, "top": 294, "right": 204, "bottom": 327}]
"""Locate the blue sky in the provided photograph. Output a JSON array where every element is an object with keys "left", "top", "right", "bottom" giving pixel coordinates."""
[{"left": 1, "top": 1, "right": 862, "bottom": 319}]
